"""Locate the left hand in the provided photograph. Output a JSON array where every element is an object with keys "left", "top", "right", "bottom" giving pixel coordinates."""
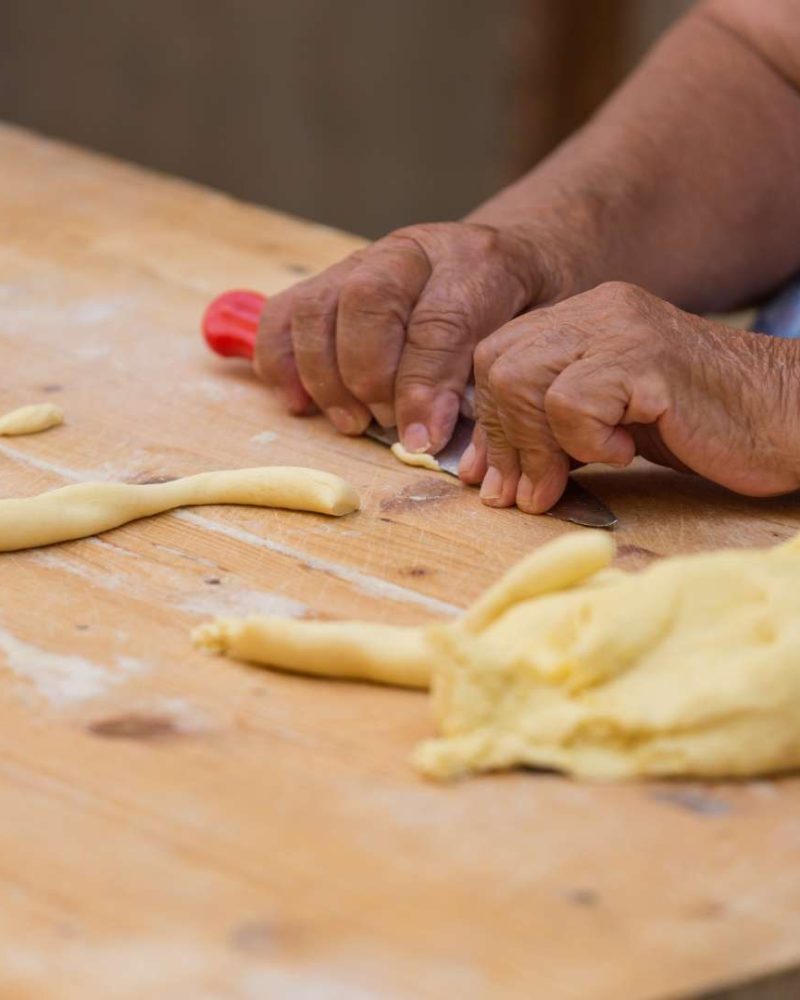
[{"left": 460, "top": 281, "right": 800, "bottom": 512}]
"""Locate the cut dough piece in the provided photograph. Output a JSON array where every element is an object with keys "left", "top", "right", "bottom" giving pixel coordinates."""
[
  {"left": 193, "top": 617, "right": 430, "bottom": 688},
  {"left": 0, "top": 467, "right": 358, "bottom": 552},
  {"left": 390, "top": 442, "right": 441, "bottom": 471},
  {"left": 0, "top": 403, "right": 63, "bottom": 436}
]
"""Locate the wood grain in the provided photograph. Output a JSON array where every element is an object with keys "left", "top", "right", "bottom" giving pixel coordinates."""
[{"left": 1, "top": 122, "right": 800, "bottom": 999}]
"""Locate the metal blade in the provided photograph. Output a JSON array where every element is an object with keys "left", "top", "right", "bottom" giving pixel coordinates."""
[
  {"left": 366, "top": 417, "right": 618, "bottom": 530},
  {"left": 546, "top": 477, "right": 618, "bottom": 530}
]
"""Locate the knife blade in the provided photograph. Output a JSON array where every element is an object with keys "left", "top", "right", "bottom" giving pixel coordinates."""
[{"left": 367, "top": 417, "right": 618, "bottom": 530}]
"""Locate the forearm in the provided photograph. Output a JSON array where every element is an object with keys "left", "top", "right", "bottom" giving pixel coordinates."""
[{"left": 469, "top": 0, "right": 800, "bottom": 312}]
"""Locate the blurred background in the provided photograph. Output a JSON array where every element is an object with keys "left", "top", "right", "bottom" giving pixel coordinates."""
[{"left": 0, "top": 0, "right": 692, "bottom": 238}]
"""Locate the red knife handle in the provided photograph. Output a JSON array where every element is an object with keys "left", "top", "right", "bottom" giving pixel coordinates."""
[{"left": 202, "top": 289, "right": 266, "bottom": 360}]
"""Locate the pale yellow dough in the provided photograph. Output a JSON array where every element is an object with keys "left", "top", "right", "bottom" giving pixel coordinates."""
[
  {"left": 390, "top": 442, "right": 441, "bottom": 471},
  {"left": 195, "top": 530, "right": 800, "bottom": 782},
  {"left": 194, "top": 617, "right": 430, "bottom": 689},
  {"left": 0, "top": 403, "right": 63, "bottom": 436},
  {"left": 0, "top": 467, "right": 358, "bottom": 552}
]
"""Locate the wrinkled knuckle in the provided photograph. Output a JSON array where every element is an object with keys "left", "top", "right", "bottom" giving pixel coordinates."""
[
  {"left": 341, "top": 367, "right": 387, "bottom": 403},
  {"left": 473, "top": 338, "right": 497, "bottom": 382},
  {"left": 544, "top": 384, "right": 579, "bottom": 421},
  {"left": 464, "top": 222, "right": 501, "bottom": 256},
  {"left": 339, "top": 274, "right": 377, "bottom": 308},
  {"left": 394, "top": 380, "right": 432, "bottom": 412},
  {"left": 396, "top": 350, "right": 450, "bottom": 390},
  {"left": 391, "top": 222, "right": 442, "bottom": 244},
  {"left": 409, "top": 307, "right": 471, "bottom": 353},
  {"left": 340, "top": 274, "right": 405, "bottom": 321},
  {"left": 389, "top": 224, "right": 427, "bottom": 243},
  {"left": 378, "top": 227, "right": 433, "bottom": 264},
  {"left": 487, "top": 358, "right": 518, "bottom": 399},
  {"left": 293, "top": 283, "right": 334, "bottom": 327},
  {"left": 594, "top": 280, "right": 649, "bottom": 315}
]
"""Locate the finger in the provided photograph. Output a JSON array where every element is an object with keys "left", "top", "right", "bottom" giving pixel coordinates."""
[
  {"left": 395, "top": 269, "right": 530, "bottom": 455},
  {"left": 336, "top": 235, "right": 431, "bottom": 429},
  {"left": 471, "top": 321, "right": 534, "bottom": 507},
  {"left": 487, "top": 332, "right": 584, "bottom": 514},
  {"left": 476, "top": 359, "right": 522, "bottom": 508},
  {"left": 459, "top": 423, "right": 488, "bottom": 484},
  {"left": 544, "top": 357, "right": 637, "bottom": 468},
  {"left": 255, "top": 286, "right": 313, "bottom": 415},
  {"left": 517, "top": 452, "right": 570, "bottom": 514},
  {"left": 291, "top": 265, "right": 372, "bottom": 435}
]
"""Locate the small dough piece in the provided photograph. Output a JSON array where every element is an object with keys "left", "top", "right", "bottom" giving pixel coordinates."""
[
  {"left": 0, "top": 403, "right": 64, "bottom": 436},
  {"left": 0, "top": 467, "right": 358, "bottom": 552},
  {"left": 390, "top": 442, "right": 441, "bottom": 471},
  {"left": 193, "top": 617, "right": 430, "bottom": 688}
]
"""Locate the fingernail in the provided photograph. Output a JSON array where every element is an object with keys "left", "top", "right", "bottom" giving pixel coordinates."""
[
  {"left": 371, "top": 402, "right": 396, "bottom": 428},
  {"left": 459, "top": 442, "right": 477, "bottom": 477},
  {"left": 480, "top": 467, "right": 503, "bottom": 502},
  {"left": 326, "top": 407, "right": 363, "bottom": 435},
  {"left": 516, "top": 473, "right": 534, "bottom": 510},
  {"left": 532, "top": 477, "right": 560, "bottom": 513},
  {"left": 402, "top": 422, "right": 430, "bottom": 453}
]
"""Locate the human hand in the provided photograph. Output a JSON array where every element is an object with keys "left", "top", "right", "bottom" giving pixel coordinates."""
[
  {"left": 254, "top": 222, "right": 556, "bottom": 453},
  {"left": 461, "top": 281, "right": 800, "bottom": 511}
]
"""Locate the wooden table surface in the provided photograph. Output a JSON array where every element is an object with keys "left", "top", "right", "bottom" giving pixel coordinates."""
[{"left": 3, "top": 122, "right": 800, "bottom": 1000}]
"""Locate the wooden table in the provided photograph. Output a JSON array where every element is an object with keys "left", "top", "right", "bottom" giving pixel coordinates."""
[{"left": 2, "top": 122, "right": 800, "bottom": 1000}]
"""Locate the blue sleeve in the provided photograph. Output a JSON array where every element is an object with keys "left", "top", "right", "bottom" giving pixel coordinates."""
[{"left": 753, "top": 276, "right": 800, "bottom": 339}]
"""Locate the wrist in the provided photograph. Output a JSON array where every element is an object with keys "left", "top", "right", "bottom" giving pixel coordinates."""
[
  {"left": 465, "top": 179, "right": 625, "bottom": 309},
  {"left": 768, "top": 339, "right": 800, "bottom": 493}
]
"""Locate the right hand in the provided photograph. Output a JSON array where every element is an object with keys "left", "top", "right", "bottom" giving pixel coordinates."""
[{"left": 254, "top": 222, "right": 552, "bottom": 454}]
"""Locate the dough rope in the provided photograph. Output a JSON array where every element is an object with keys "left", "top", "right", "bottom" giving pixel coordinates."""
[
  {"left": 193, "top": 617, "right": 430, "bottom": 689},
  {"left": 0, "top": 467, "right": 359, "bottom": 552},
  {"left": 0, "top": 403, "right": 63, "bottom": 436},
  {"left": 194, "top": 528, "right": 800, "bottom": 782}
]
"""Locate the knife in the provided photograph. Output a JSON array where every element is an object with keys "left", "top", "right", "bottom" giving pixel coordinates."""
[
  {"left": 202, "top": 289, "right": 618, "bottom": 530},
  {"left": 366, "top": 416, "right": 617, "bottom": 529}
]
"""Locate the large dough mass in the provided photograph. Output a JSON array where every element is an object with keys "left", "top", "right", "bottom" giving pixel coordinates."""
[
  {"left": 0, "top": 467, "right": 358, "bottom": 551},
  {"left": 195, "top": 530, "right": 800, "bottom": 781}
]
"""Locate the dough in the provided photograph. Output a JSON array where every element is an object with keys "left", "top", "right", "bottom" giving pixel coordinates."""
[
  {"left": 0, "top": 403, "right": 63, "bottom": 436},
  {"left": 193, "top": 617, "right": 430, "bottom": 688},
  {"left": 0, "top": 467, "right": 358, "bottom": 552},
  {"left": 462, "top": 531, "right": 614, "bottom": 631},
  {"left": 416, "top": 531, "right": 800, "bottom": 780},
  {"left": 390, "top": 442, "right": 441, "bottom": 471},
  {"left": 195, "top": 530, "right": 800, "bottom": 782}
]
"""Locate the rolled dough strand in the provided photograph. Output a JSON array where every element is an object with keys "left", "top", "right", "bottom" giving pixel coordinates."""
[
  {"left": 0, "top": 403, "right": 63, "bottom": 436},
  {"left": 193, "top": 616, "right": 431, "bottom": 689},
  {"left": 462, "top": 530, "right": 615, "bottom": 632},
  {"left": 0, "top": 467, "right": 359, "bottom": 552}
]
